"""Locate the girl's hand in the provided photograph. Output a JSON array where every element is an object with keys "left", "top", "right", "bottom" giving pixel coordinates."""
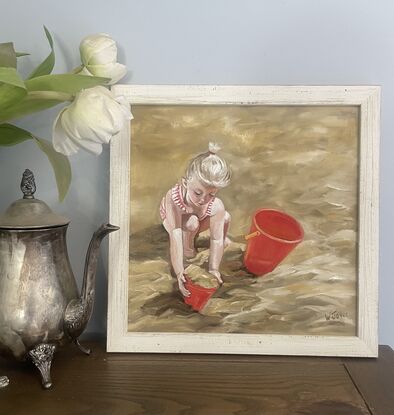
[
  {"left": 209, "top": 270, "right": 223, "bottom": 284},
  {"left": 177, "top": 272, "right": 191, "bottom": 297}
]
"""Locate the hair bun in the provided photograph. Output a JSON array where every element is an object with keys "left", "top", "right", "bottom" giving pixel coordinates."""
[{"left": 208, "top": 142, "right": 221, "bottom": 154}]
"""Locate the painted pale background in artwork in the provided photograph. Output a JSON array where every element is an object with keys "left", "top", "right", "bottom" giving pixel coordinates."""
[
  {"left": 0, "top": 0, "right": 393, "bottom": 345},
  {"left": 128, "top": 105, "right": 358, "bottom": 335}
]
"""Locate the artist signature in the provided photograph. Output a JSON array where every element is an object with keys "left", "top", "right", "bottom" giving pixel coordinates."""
[{"left": 325, "top": 310, "right": 348, "bottom": 321}]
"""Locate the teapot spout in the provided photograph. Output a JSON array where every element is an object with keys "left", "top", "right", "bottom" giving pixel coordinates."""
[
  {"left": 80, "top": 223, "right": 119, "bottom": 306},
  {"left": 64, "top": 223, "right": 119, "bottom": 340}
]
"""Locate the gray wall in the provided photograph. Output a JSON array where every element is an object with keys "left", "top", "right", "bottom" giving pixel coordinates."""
[{"left": 1, "top": 0, "right": 392, "bottom": 346}]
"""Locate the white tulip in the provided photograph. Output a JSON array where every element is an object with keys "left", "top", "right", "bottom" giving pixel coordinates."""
[
  {"left": 52, "top": 86, "right": 133, "bottom": 156},
  {"left": 79, "top": 33, "right": 127, "bottom": 85}
]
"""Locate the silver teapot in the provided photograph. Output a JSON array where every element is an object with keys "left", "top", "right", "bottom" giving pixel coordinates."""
[{"left": 0, "top": 170, "right": 118, "bottom": 389}]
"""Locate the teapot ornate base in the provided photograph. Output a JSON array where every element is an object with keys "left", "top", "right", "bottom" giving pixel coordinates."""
[
  {"left": 28, "top": 343, "right": 57, "bottom": 389},
  {"left": 26, "top": 339, "right": 92, "bottom": 389},
  {"left": 0, "top": 375, "right": 9, "bottom": 388},
  {"left": 1, "top": 338, "right": 93, "bottom": 390}
]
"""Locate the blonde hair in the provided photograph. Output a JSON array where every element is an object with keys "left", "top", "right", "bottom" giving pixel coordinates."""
[{"left": 185, "top": 142, "right": 231, "bottom": 188}]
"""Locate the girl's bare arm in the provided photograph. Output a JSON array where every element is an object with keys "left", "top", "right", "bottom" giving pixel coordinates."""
[
  {"left": 209, "top": 199, "right": 225, "bottom": 276},
  {"left": 163, "top": 194, "right": 190, "bottom": 296}
]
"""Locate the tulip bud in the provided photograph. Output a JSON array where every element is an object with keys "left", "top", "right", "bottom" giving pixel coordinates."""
[
  {"left": 79, "top": 33, "right": 127, "bottom": 85},
  {"left": 53, "top": 86, "right": 133, "bottom": 156}
]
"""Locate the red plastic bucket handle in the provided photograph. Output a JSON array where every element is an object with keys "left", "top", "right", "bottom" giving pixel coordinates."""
[{"left": 245, "top": 230, "right": 260, "bottom": 240}]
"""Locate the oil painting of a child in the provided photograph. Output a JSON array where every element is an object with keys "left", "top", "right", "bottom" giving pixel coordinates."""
[{"left": 128, "top": 104, "right": 359, "bottom": 337}]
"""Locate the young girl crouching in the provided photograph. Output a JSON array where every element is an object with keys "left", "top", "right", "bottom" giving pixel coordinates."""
[{"left": 160, "top": 143, "right": 231, "bottom": 297}]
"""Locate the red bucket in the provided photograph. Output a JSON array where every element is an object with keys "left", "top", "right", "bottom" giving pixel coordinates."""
[
  {"left": 183, "top": 278, "right": 217, "bottom": 312},
  {"left": 244, "top": 209, "right": 304, "bottom": 276}
]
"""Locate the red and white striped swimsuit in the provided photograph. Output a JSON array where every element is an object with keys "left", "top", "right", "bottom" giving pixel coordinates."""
[{"left": 160, "top": 183, "right": 215, "bottom": 221}]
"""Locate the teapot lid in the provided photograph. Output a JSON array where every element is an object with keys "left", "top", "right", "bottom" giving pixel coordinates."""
[{"left": 0, "top": 169, "right": 70, "bottom": 229}]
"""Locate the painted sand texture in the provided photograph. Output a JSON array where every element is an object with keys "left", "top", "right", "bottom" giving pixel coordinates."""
[
  {"left": 185, "top": 264, "right": 220, "bottom": 289},
  {"left": 128, "top": 105, "right": 359, "bottom": 336}
]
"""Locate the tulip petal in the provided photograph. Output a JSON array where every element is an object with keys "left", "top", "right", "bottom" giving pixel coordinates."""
[
  {"left": 70, "top": 136, "right": 103, "bottom": 155},
  {"left": 59, "top": 87, "right": 112, "bottom": 143},
  {"left": 54, "top": 105, "right": 104, "bottom": 155},
  {"left": 80, "top": 33, "right": 117, "bottom": 66},
  {"left": 103, "top": 98, "right": 128, "bottom": 133},
  {"left": 79, "top": 33, "right": 116, "bottom": 65},
  {"left": 62, "top": 108, "right": 112, "bottom": 144},
  {"left": 88, "top": 43, "right": 117, "bottom": 66},
  {"left": 52, "top": 107, "right": 80, "bottom": 156},
  {"left": 85, "top": 63, "right": 127, "bottom": 84},
  {"left": 115, "top": 95, "right": 134, "bottom": 120}
]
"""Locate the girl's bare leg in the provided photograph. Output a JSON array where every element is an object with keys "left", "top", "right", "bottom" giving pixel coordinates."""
[
  {"left": 198, "top": 211, "right": 231, "bottom": 246},
  {"left": 197, "top": 210, "right": 231, "bottom": 252},
  {"left": 182, "top": 215, "right": 200, "bottom": 258}
]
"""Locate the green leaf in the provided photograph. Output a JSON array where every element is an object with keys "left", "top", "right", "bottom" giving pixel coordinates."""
[
  {"left": 16, "top": 52, "right": 29, "bottom": 57},
  {"left": 0, "top": 67, "right": 26, "bottom": 112},
  {"left": 0, "top": 123, "right": 71, "bottom": 201},
  {"left": 0, "top": 43, "right": 17, "bottom": 68},
  {"left": 0, "top": 123, "right": 33, "bottom": 146},
  {"left": 0, "top": 83, "right": 26, "bottom": 113},
  {"left": 34, "top": 137, "right": 71, "bottom": 202},
  {"left": 25, "top": 73, "right": 109, "bottom": 94},
  {"left": 0, "top": 67, "right": 25, "bottom": 89},
  {"left": 0, "top": 92, "right": 66, "bottom": 123},
  {"left": 27, "top": 26, "right": 55, "bottom": 79}
]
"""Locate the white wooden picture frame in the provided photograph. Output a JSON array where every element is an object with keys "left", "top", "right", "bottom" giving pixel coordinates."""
[{"left": 107, "top": 85, "right": 380, "bottom": 357}]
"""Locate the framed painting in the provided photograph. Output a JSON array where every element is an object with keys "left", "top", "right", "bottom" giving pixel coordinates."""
[{"left": 107, "top": 85, "right": 379, "bottom": 357}]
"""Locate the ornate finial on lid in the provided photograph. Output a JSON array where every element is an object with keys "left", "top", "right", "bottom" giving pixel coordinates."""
[{"left": 21, "top": 169, "right": 36, "bottom": 199}]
